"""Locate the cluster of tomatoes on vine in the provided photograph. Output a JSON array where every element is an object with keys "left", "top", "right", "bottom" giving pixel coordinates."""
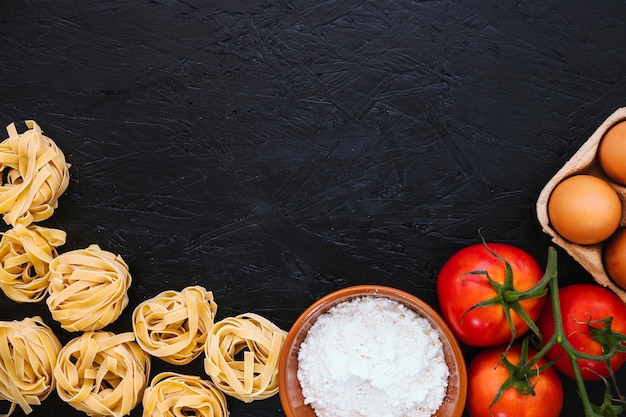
[{"left": 436, "top": 239, "right": 626, "bottom": 417}]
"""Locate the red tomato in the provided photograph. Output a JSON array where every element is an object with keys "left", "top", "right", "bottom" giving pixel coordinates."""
[
  {"left": 536, "top": 283, "right": 626, "bottom": 380},
  {"left": 467, "top": 344, "right": 563, "bottom": 417},
  {"left": 436, "top": 243, "right": 546, "bottom": 346}
]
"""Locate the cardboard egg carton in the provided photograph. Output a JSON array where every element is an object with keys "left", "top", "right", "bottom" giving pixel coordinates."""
[{"left": 536, "top": 107, "right": 626, "bottom": 302}]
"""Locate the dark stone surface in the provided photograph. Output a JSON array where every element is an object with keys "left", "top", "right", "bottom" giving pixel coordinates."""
[{"left": 1, "top": 1, "right": 625, "bottom": 416}]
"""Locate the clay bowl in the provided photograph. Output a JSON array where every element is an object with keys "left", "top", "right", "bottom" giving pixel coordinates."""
[{"left": 278, "top": 285, "right": 467, "bottom": 417}]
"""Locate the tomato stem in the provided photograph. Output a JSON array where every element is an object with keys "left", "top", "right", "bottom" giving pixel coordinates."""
[{"left": 491, "top": 247, "right": 626, "bottom": 417}]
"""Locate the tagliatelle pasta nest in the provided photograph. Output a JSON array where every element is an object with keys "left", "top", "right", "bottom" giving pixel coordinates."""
[
  {"left": 203, "top": 313, "right": 286, "bottom": 403},
  {"left": 0, "top": 224, "right": 66, "bottom": 303},
  {"left": 133, "top": 285, "right": 218, "bottom": 365},
  {"left": 46, "top": 244, "right": 131, "bottom": 332},
  {"left": 142, "top": 372, "right": 229, "bottom": 417},
  {"left": 0, "top": 316, "right": 62, "bottom": 416},
  {"left": 0, "top": 121, "right": 70, "bottom": 227},
  {"left": 54, "top": 331, "right": 151, "bottom": 417}
]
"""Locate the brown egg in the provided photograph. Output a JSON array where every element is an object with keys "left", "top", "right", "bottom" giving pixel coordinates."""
[
  {"left": 604, "top": 228, "right": 626, "bottom": 290},
  {"left": 547, "top": 174, "right": 622, "bottom": 245},
  {"left": 598, "top": 120, "right": 626, "bottom": 186}
]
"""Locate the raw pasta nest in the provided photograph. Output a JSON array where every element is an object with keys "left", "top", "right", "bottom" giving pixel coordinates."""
[
  {"left": 0, "top": 316, "right": 61, "bottom": 416},
  {"left": 203, "top": 313, "right": 286, "bottom": 403},
  {"left": 0, "top": 224, "right": 66, "bottom": 303},
  {"left": 0, "top": 121, "right": 70, "bottom": 227},
  {"left": 133, "top": 285, "right": 218, "bottom": 365},
  {"left": 142, "top": 372, "right": 229, "bottom": 417},
  {"left": 46, "top": 244, "right": 131, "bottom": 332},
  {"left": 54, "top": 331, "right": 151, "bottom": 417}
]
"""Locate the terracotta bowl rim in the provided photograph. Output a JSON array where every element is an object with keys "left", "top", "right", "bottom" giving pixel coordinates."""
[{"left": 278, "top": 284, "right": 468, "bottom": 417}]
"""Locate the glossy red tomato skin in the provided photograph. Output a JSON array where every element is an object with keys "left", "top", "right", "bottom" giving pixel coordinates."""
[
  {"left": 467, "top": 344, "right": 563, "bottom": 417},
  {"left": 536, "top": 283, "right": 626, "bottom": 380},
  {"left": 436, "top": 243, "right": 546, "bottom": 346}
]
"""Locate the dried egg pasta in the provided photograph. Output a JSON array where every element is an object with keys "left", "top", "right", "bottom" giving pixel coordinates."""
[
  {"left": 203, "top": 313, "right": 285, "bottom": 403},
  {"left": 0, "top": 121, "right": 70, "bottom": 226},
  {"left": 133, "top": 285, "right": 218, "bottom": 365},
  {"left": 0, "top": 316, "right": 61, "bottom": 416},
  {"left": 54, "top": 331, "right": 150, "bottom": 417},
  {"left": 142, "top": 372, "right": 228, "bottom": 417},
  {"left": 46, "top": 244, "right": 131, "bottom": 332},
  {"left": 0, "top": 224, "right": 66, "bottom": 302}
]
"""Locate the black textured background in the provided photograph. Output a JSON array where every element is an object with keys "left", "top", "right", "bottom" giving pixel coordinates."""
[{"left": 1, "top": 1, "right": 626, "bottom": 416}]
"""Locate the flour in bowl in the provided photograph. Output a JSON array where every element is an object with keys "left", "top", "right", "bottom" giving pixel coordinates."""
[{"left": 297, "top": 296, "right": 449, "bottom": 417}]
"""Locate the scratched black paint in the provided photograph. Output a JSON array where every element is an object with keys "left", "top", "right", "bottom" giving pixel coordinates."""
[{"left": 1, "top": 1, "right": 625, "bottom": 416}]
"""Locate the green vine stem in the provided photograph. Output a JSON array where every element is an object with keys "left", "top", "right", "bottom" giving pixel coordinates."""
[{"left": 478, "top": 245, "right": 626, "bottom": 417}]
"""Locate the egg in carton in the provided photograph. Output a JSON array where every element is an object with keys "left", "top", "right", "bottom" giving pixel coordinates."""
[{"left": 536, "top": 107, "right": 626, "bottom": 303}]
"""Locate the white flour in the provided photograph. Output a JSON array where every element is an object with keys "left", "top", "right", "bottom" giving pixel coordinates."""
[{"left": 297, "top": 296, "right": 449, "bottom": 417}]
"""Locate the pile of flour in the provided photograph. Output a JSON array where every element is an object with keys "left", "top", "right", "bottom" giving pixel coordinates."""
[{"left": 297, "top": 296, "right": 449, "bottom": 417}]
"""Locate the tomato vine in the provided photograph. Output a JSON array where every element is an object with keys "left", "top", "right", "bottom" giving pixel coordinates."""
[{"left": 487, "top": 246, "right": 626, "bottom": 417}]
